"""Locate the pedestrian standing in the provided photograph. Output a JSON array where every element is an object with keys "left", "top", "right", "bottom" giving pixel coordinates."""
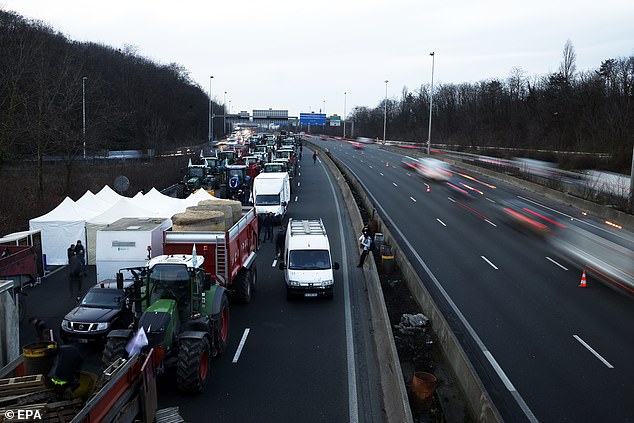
[
  {"left": 69, "top": 253, "right": 83, "bottom": 299},
  {"left": 263, "top": 212, "right": 274, "bottom": 242},
  {"left": 357, "top": 233, "right": 372, "bottom": 267},
  {"left": 28, "top": 316, "right": 51, "bottom": 341},
  {"left": 312, "top": 151, "right": 318, "bottom": 164},
  {"left": 74, "top": 240, "right": 86, "bottom": 275},
  {"left": 67, "top": 244, "right": 75, "bottom": 263},
  {"left": 275, "top": 225, "right": 286, "bottom": 258}
]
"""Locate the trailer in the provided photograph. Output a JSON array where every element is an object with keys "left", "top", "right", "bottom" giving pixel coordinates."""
[
  {"left": 0, "top": 245, "right": 38, "bottom": 287},
  {"left": 163, "top": 207, "right": 258, "bottom": 303},
  {"left": 0, "top": 348, "right": 182, "bottom": 423}
]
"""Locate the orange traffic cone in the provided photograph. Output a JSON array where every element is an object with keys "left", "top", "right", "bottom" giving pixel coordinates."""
[{"left": 579, "top": 270, "right": 587, "bottom": 288}]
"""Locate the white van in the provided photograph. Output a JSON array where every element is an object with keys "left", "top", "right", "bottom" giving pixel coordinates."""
[
  {"left": 278, "top": 219, "right": 339, "bottom": 299},
  {"left": 252, "top": 172, "right": 291, "bottom": 224}
]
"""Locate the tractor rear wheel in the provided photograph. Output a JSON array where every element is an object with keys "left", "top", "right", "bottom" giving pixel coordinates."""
[
  {"left": 177, "top": 337, "right": 211, "bottom": 393},
  {"left": 102, "top": 337, "right": 128, "bottom": 369},
  {"left": 213, "top": 294, "right": 230, "bottom": 358}
]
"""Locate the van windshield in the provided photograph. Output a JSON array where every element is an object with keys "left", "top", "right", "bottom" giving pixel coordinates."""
[
  {"left": 288, "top": 250, "right": 331, "bottom": 270},
  {"left": 256, "top": 194, "right": 280, "bottom": 206}
]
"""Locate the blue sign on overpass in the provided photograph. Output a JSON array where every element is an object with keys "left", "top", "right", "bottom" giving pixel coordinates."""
[{"left": 300, "top": 113, "right": 327, "bottom": 126}]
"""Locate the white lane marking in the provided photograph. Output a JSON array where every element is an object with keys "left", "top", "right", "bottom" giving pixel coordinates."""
[
  {"left": 486, "top": 197, "right": 496, "bottom": 203},
  {"left": 294, "top": 196, "right": 298, "bottom": 202},
  {"left": 573, "top": 335, "right": 614, "bottom": 368},
  {"left": 484, "top": 350, "right": 516, "bottom": 391},
  {"left": 369, "top": 165, "right": 373, "bottom": 169},
  {"left": 485, "top": 219, "right": 497, "bottom": 227},
  {"left": 298, "top": 182, "right": 301, "bottom": 187},
  {"left": 410, "top": 197, "right": 417, "bottom": 202},
  {"left": 436, "top": 218, "right": 446, "bottom": 226},
  {"left": 546, "top": 256, "right": 568, "bottom": 270},
  {"left": 232, "top": 328, "right": 251, "bottom": 363},
  {"left": 379, "top": 172, "right": 384, "bottom": 176},
  {"left": 447, "top": 197, "right": 456, "bottom": 203},
  {"left": 392, "top": 182, "right": 398, "bottom": 187},
  {"left": 351, "top": 181, "right": 539, "bottom": 422},
  {"left": 272, "top": 259, "right": 278, "bottom": 268},
  {"left": 481, "top": 256, "right": 499, "bottom": 270}
]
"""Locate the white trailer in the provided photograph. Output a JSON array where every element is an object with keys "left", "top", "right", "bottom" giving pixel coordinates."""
[{"left": 96, "top": 217, "right": 171, "bottom": 281}]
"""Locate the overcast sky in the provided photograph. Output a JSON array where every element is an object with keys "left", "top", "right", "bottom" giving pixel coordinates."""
[{"left": 2, "top": 0, "right": 633, "bottom": 118}]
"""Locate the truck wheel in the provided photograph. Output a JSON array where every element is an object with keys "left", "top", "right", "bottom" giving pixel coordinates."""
[
  {"left": 232, "top": 269, "right": 253, "bottom": 304},
  {"left": 102, "top": 337, "right": 128, "bottom": 369},
  {"left": 177, "top": 337, "right": 211, "bottom": 393},
  {"left": 213, "top": 294, "right": 230, "bottom": 358}
]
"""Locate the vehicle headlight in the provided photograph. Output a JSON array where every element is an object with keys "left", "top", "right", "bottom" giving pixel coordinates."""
[
  {"left": 61, "top": 319, "right": 70, "bottom": 329},
  {"left": 323, "top": 280, "right": 334, "bottom": 287},
  {"left": 96, "top": 322, "right": 110, "bottom": 331},
  {"left": 288, "top": 280, "right": 300, "bottom": 286}
]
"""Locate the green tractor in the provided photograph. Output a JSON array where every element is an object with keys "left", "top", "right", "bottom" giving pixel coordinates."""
[{"left": 102, "top": 254, "right": 229, "bottom": 393}]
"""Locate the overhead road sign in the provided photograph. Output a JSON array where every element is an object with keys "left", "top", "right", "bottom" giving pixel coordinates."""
[
  {"left": 329, "top": 115, "right": 341, "bottom": 127},
  {"left": 300, "top": 113, "right": 326, "bottom": 126}
]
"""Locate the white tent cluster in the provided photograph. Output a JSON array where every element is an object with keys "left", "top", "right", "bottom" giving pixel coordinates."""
[{"left": 29, "top": 185, "right": 217, "bottom": 265}]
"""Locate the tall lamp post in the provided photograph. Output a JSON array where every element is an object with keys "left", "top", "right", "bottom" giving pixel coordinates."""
[
  {"left": 427, "top": 52, "right": 435, "bottom": 155},
  {"left": 343, "top": 91, "right": 347, "bottom": 138},
  {"left": 82, "top": 76, "right": 87, "bottom": 159},
  {"left": 208, "top": 75, "right": 214, "bottom": 142},
  {"left": 383, "top": 80, "right": 388, "bottom": 143},
  {"left": 223, "top": 91, "right": 227, "bottom": 135}
]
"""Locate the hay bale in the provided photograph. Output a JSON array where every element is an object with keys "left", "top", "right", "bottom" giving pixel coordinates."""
[
  {"left": 198, "top": 199, "right": 242, "bottom": 224},
  {"left": 187, "top": 205, "right": 232, "bottom": 229},
  {"left": 171, "top": 210, "right": 225, "bottom": 231}
]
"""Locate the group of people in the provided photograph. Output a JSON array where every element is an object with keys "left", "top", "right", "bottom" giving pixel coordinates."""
[
  {"left": 258, "top": 212, "right": 287, "bottom": 258},
  {"left": 67, "top": 240, "right": 86, "bottom": 277}
]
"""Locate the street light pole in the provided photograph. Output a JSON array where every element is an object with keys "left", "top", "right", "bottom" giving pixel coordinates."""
[
  {"left": 427, "top": 52, "right": 435, "bottom": 155},
  {"left": 208, "top": 76, "right": 214, "bottom": 142},
  {"left": 343, "top": 91, "right": 347, "bottom": 138},
  {"left": 383, "top": 80, "right": 388, "bottom": 143},
  {"left": 223, "top": 91, "right": 227, "bottom": 135},
  {"left": 82, "top": 76, "right": 87, "bottom": 159}
]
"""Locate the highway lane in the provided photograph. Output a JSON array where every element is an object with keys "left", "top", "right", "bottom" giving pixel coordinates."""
[
  {"left": 155, "top": 148, "right": 384, "bottom": 422},
  {"left": 313, "top": 137, "right": 634, "bottom": 422}
]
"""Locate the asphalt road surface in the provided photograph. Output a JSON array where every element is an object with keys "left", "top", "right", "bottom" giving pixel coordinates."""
[
  {"left": 310, "top": 136, "right": 634, "bottom": 422},
  {"left": 19, "top": 147, "right": 385, "bottom": 423}
]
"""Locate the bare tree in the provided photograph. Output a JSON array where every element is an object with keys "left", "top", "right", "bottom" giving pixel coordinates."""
[{"left": 559, "top": 39, "right": 577, "bottom": 84}]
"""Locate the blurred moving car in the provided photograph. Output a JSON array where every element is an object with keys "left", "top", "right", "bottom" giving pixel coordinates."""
[
  {"left": 548, "top": 224, "right": 634, "bottom": 295},
  {"left": 60, "top": 280, "right": 135, "bottom": 344},
  {"left": 499, "top": 198, "right": 566, "bottom": 236},
  {"left": 402, "top": 157, "right": 452, "bottom": 181},
  {"left": 351, "top": 141, "right": 365, "bottom": 150}
]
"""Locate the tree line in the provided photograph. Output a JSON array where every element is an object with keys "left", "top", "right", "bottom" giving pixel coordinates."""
[
  {"left": 346, "top": 40, "right": 633, "bottom": 173},
  {"left": 1, "top": 9, "right": 632, "bottom": 180},
  {"left": 0, "top": 10, "right": 223, "bottom": 195}
]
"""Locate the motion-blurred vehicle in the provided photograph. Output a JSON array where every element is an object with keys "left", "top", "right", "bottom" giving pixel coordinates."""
[
  {"left": 445, "top": 176, "right": 483, "bottom": 199},
  {"left": 402, "top": 157, "right": 452, "bottom": 181},
  {"left": 351, "top": 142, "right": 365, "bottom": 150},
  {"left": 499, "top": 198, "right": 566, "bottom": 236},
  {"left": 549, "top": 224, "right": 634, "bottom": 295}
]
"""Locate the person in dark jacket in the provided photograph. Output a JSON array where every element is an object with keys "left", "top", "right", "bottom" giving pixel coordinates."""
[
  {"left": 275, "top": 226, "right": 287, "bottom": 258},
  {"left": 29, "top": 316, "right": 50, "bottom": 341},
  {"left": 74, "top": 240, "right": 86, "bottom": 275},
  {"left": 67, "top": 244, "right": 75, "bottom": 263},
  {"left": 263, "top": 212, "right": 274, "bottom": 242}
]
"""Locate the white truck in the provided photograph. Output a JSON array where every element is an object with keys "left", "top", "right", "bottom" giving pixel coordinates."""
[
  {"left": 252, "top": 172, "right": 291, "bottom": 224},
  {"left": 278, "top": 219, "right": 339, "bottom": 300}
]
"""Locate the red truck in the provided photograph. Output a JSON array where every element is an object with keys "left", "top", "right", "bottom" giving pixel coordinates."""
[
  {"left": 163, "top": 206, "right": 258, "bottom": 303},
  {"left": 0, "top": 245, "right": 38, "bottom": 286}
]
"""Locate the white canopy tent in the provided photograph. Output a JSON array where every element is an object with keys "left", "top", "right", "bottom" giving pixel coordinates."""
[{"left": 29, "top": 197, "right": 101, "bottom": 265}]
